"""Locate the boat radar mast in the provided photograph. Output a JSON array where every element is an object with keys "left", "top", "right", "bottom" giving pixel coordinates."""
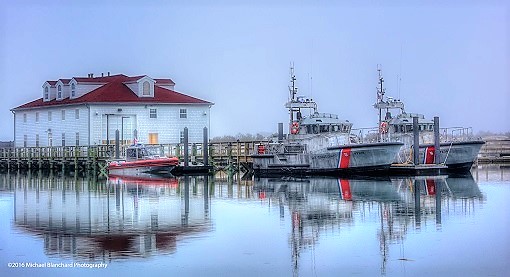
[
  {"left": 285, "top": 65, "right": 317, "bottom": 134},
  {"left": 373, "top": 65, "right": 405, "bottom": 140}
]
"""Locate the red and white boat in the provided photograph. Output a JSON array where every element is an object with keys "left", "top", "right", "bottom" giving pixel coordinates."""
[{"left": 108, "top": 144, "right": 179, "bottom": 178}]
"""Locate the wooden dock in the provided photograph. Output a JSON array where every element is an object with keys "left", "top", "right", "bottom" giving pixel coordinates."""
[
  {"left": 2, "top": 137, "right": 508, "bottom": 177},
  {"left": 0, "top": 141, "right": 265, "bottom": 175},
  {"left": 389, "top": 163, "right": 448, "bottom": 176},
  {"left": 477, "top": 138, "right": 510, "bottom": 164}
]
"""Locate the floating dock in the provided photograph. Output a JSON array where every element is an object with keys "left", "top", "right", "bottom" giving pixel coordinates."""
[{"left": 389, "top": 163, "right": 448, "bottom": 176}]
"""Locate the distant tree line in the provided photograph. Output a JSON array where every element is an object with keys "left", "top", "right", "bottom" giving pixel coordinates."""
[
  {"left": 210, "top": 133, "right": 274, "bottom": 143},
  {"left": 476, "top": 131, "right": 510, "bottom": 138}
]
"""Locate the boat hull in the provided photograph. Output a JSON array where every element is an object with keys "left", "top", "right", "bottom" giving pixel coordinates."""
[
  {"left": 396, "top": 141, "right": 485, "bottom": 173},
  {"left": 252, "top": 142, "right": 403, "bottom": 177},
  {"left": 108, "top": 158, "right": 179, "bottom": 178}
]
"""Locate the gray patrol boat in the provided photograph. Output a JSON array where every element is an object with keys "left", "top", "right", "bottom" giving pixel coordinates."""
[
  {"left": 251, "top": 67, "right": 403, "bottom": 176},
  {"left": 372, "top": 67, "right": 484, "bottom": 172}
]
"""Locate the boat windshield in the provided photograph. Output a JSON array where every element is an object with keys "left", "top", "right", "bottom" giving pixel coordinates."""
[{"left": 126, "top": 147, "right": 149, "bottom": 160}]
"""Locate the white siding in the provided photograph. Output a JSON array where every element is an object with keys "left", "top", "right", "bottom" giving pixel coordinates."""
[
  {"left": 14, "top": 105, "right": 89, "bottom": 147},
  {"left": 125, "top": 83, "right": 138, "bottom": 95},
  {"left": 89, "top": 104, "right": 210, "bottom": 145},
  {"left": 73, "top": 83, "right": 105, "bottom": 98},
  {"left": 43, "top": 83, "right": 57, "bottom": 102},
  {"left": 156, "top": 84, "right": 175, "bottom": 91}
]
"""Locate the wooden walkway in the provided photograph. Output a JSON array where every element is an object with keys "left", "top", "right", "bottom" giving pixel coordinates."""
[
  {"left": 0, "top": 141, "right": 267, "bottom": 174},
  {"left": 477, "top": 138, "right": 510, "bottom": 164}
]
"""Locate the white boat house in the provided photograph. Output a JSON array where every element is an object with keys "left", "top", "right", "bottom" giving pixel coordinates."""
[{"left": 11, "top": 74, "right": 213, "bottom": 147}]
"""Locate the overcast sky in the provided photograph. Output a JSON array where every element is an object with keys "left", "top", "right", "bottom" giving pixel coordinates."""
[{"left": 0, "top": 0, "right": 508, "bottom": 141}]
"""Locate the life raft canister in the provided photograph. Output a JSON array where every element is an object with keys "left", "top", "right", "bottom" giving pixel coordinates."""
[
  {"left": 257, "top": 144, "right": 266, "bottom": 154},
  {"left": 380, "top": 121, "right": 388, "bottom": 134},
  {"left": 291, "top": 121, "right": 299, "bottom": 134}
]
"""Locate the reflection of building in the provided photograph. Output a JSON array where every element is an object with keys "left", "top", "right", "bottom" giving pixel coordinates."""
[
  {"left": 11, "top": 74, "right": 212, "bottom": 147},
  {"left": 12, "top": 173, "right": 211, "bottom": 261}
]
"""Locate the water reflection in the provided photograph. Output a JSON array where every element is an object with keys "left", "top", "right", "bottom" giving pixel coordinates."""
[
  {"left": 7, "top": 171, "right": 212, "bottom": 261},
  {"left": 253, "top": 175, "right": 484, "bottom": 275},
  {"left": 0, "top": 171, "right": 489, "bottom": 276}
]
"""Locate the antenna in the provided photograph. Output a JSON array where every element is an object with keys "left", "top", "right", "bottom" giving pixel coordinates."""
[
  {"left": 398, "top": 43, "right": 403, "bottom": 100},
  {"left": 309, "top": 39, "right": 314, "bottom": 98}
]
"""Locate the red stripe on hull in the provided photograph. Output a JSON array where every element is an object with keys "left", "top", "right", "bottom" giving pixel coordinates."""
[
  {"left": 424, "top": 146, "right": 435, "bottom": 164},
  {"left": 339, "top": 148, "right": 352, "bottom": 169}
]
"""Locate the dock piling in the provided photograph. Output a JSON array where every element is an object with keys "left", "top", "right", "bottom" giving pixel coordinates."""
[
  {"left": 278, "top": 123, "right": 284, "bottom": 142},
  {"left": 115, "top": 130, "right": 120, "bottom": 159},
  {"left": 413, "top": 116, "right": 420, "bottom": 165},
  {"left": 184, "top": 127, "right": 189, "bottom": 167},
  {"left": 434, "top": 116, "right": 440, "bottom": 164},
  {"left": 203, "top": 127, "right": 209, "bottom": 165}
]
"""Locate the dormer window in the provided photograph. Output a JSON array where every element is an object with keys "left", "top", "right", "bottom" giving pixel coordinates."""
[
  {"left": 58, "top": 85, "right": 62, "bottom": 98},
  {"left": 143, "top": 81, "right": 150, "bottom": 96},
  {"left": 71, "top": 83, "right": 76, "bottom": 97},
  {"left": 44, "top": 87, "right": 49, "bottom": 99}
]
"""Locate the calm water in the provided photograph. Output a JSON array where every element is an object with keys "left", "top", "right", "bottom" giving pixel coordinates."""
[{"left": 0, "top": 166, "right": 509, "bottom": 277}]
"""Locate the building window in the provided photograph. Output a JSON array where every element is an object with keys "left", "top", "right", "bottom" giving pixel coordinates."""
[
  {"left": 71, "top": 83, "right": 76, "bottom": 97},
  {"left": 143, "top": 81, "right": 150, "bottom": 95},
  {"left": 75, "top": 132, "right": 80, "bottom": 146},
  {"left": 58, "top": 85, "right": 62, "bottom": 98},
  {"left": 61, "top": 110, "right": 66, "bottom": 120},
  {"left": 35, "top": 112, "right": 39, "bottom": 123},
  {"left": 23, "top": 135, "right": 27, "bottom": 147},
  {"left": 36, "top": 134, "right": 40, "bottom": 147},
  {"left": 62, "top": 133, "right": 65, "bottom": 146},
  {"left": 148, "top": 133, "right": 158, "bottom": 144},
  {"left": 180, "top": 108, "right": 187, "bottom": 118},
  {"left": 150, "top": 108, "right": 157, "bottom": 118},
  {"left": 44, "top": 87, "right": 49, "bottom": 99},
  {"left": 75, "top": 109, "right": 79, "bottom": 119},
  {"left": 180, "top": 131, "right": 184, "bottom": 143},
  {"left": 23, "top": 113, "right": 27, "bottom": 123},
  {"left": 48, "top": 111, "right": 52, "bottom": 121}
]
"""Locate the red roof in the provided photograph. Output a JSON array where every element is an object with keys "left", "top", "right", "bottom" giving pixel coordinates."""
[
  {"left": 58, "top": 79, "right": 72, "bottom": 84},
  {"left": 13, "top": 74, "right": 211, "bottom": 110}
]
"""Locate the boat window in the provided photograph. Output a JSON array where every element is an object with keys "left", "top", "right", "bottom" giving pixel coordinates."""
[
  {"left": 306, "top": 125, "right": 312, "bottom": 134},
  {"left": 312, "top": 125, "right": 319, "bottom": 134},
  {"left": 320, "top": 125, "right": 329, "bottom": 133},
  {"left": 127, "top": 149, "right": 137, "bottom": 160}
]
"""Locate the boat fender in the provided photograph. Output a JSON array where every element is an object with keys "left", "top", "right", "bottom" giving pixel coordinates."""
[
  {"left": 380, "top": 122, "right": 388, "bottom": 134},
  {"left": 291, "top": 121, "right": 300, "bottom": 134}
]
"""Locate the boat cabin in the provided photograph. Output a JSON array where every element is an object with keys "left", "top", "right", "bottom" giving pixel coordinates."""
[
  {"left": 126, "top": 144, "right": 158, "bottom": 161},
  {"left": 386, "top": 113, "right": 434, "bottom": 134},
  {"left": 298, "top": 112, "right": 352, "bottom": 135}
]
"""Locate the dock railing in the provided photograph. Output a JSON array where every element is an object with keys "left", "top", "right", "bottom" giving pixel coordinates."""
[
  {"left": 440, "top": 127, "right": 480, "bottom": 142},
  {"left": 0, "top": 141, "right": 271, "bottom": 171}
]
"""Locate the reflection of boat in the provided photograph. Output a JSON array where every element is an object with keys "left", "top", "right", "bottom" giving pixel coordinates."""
[
  {"left": 251, "top": 67, "right": 403, "bottom": 177},
  {"left": 108, "top": 175, "right": 179, "bottom": 188},
  {"left": 254, "top": 174, "right": 484, "bottom": 275},
  {"left": 373, "top": 68, "right": 484, "bottom": 172},
  {"left": 108, "top": 144, "right": 179, "bottom": 178}
]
